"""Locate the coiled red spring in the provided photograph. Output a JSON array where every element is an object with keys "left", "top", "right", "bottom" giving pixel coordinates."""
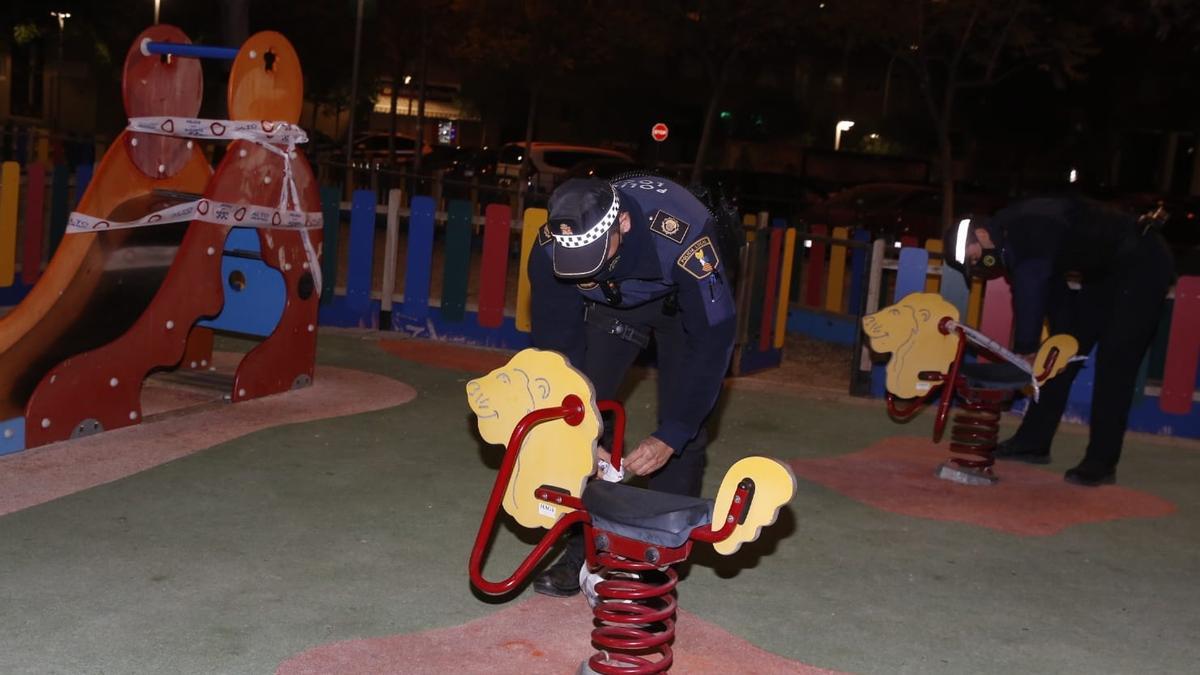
[
  {"left": 947, "top": 384, "right": 1010, "bottom": 472},
  {"left": 588, "top": 551, "right": 678, "bottom": 674}
]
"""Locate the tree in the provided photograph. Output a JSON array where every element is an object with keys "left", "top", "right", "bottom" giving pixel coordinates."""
[
  {"left": 665, "top": 1, "right": 805, "bottom": 184},
  {"left": 821, "top": 0, "right": 1097, "bottom": 229},
  {"left": 452, "top": 0, "right": 627, "bottom": 200}
]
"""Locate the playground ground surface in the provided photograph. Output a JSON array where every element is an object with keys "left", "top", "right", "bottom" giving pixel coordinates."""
[{"left": 1, "top": 329, "right": 1197, "bottom": 674}]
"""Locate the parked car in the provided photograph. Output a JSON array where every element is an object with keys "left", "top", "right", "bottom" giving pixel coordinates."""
[
  {"left": 336, "top": 133, "right": 420, "bottom": 170},
  {"left": 426, "top": 146, "right": 498, "bottom": 182},
  {"left": 496, "top": 142, "right": 635, "bottom": 195},
  {"left": 426, "top": 146, "right": 506, "bottom": 203},
  {"left": 564, "top": 157, "right": 651, "bottom": 181},
  {"left": 804, "top": 182, "right": 1001, "bottom": 244},
  {"left": 304, "top": 130, "right": 340, "bottom": 162},
  {"left": 700, "top": 169, "right": 826, "bottom": 223}
]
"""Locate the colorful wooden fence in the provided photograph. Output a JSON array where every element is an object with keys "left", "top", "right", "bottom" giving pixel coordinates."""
[
  {"left": 0, "top": 160, "right": 95, "bottom": 304},
  {"left": 3, "top": 153, "right": 1197, "bottom": 436},
  {"left": 317, "top": 189, "right": 795, "bottom": 374}
]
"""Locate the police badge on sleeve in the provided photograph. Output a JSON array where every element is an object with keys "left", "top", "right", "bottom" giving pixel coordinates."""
[
  {"left": 677, "top": 236, "right": 720, "bottom": 279},
  {"left": 649, "top": 210, "right": 690, "bottom": 243}
]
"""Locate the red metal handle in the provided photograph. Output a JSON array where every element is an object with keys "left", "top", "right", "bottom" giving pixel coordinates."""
[
  {"left": 1035, "top": 347, "right": 1060, "bottom": 383},
  {"left": 598, "top": 399, "right": 626, "bottom": 471},
  {"left": 932, "top": 329, "right": 968, "bottom": 443},
  {"left": 469, "top": 395, "right": 588, "bottom": 596},
  {"left": 887, "top": 392, "right": 930, "bottom": 421},
  {"left": 689, "top": 480, "right": 753, "bottom": 543}
]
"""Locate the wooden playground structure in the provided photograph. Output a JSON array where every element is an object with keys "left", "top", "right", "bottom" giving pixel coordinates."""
[{"left": 0, "top": 25, "right": 321, "bottom": 455}]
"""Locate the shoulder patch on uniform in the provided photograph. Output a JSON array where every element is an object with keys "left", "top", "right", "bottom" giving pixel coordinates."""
[
  {"left": 677, "top": 236, "right": 720, "bottom": 279},
  {"left": 649, "top": 210, "right": 690, "bottom": 244},
  {"left": 537, "top": 223, "right": 553, "bottom": 246}
]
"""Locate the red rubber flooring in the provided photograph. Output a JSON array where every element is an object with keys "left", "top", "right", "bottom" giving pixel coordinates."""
[{"left": 789, "top": 436, "right": 1176, "bottom": 536}]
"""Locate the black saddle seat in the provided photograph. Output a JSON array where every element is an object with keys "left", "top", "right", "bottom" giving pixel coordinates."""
[
  {"left": 582, "top": 480, "right": 714, "bottom": 549},
  {"left": 957, "top": 361, "right": 1029, "bottom": 391}
]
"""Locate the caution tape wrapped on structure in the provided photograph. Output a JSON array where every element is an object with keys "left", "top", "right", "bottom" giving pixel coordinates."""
[{"left": 67, "top": 115, "right": 324, "bottom": 289}]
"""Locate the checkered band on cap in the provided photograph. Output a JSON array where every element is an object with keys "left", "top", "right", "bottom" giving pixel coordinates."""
[{"left": 551, "top": 186, "right": 619, "bottom": 249}]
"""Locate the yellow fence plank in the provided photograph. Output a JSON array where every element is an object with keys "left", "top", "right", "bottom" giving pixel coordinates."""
[
  {"left": 774, "top": 228, "right": 798, "bottom": 348},
  {"left": 36, "top": 133, "right": 50, "bottom": 164},
  {"left": 967, "top": 278, "right": 984, "bottom": 327},
  {"left": 924, "top": 238, "right": 942, "bottom": 293},
  {"left": 824, "top": 226, "right": 849, "bottom": 312},
  {"left": 515, "top": 207, "right": 547, "bottom": 332},
  {"left": 743, "top": 213, "right": 757, "bottom": 242},
  {"left": 0, "top": 161, "right": 20, "bottom": 287}
]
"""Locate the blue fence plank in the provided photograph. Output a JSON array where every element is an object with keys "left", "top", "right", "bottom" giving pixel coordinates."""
[
  {"left": 345, "top": 190, "right": 377, "bottom": 319},
  {"left": 939, "top": 259, "right": 970, "bottom": 319},
  {"left": 401, "top": 196, "right": 436, "bottom": 321},
  {"left": 894, "top": 247, "right": 929, "bottom": 301},
  {"left": 871, "top": 246, "right": 931, "bottom": 397},
  {"left": 74, "top": 162, "right": 93, "bottom": 206},
  {"left": 848, "top": 228, "right": 870, "bottom": 314}
]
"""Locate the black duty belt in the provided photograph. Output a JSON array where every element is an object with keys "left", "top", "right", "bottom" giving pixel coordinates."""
[{"left": 584, "top": 304, "right": 650, "bottom": 349}]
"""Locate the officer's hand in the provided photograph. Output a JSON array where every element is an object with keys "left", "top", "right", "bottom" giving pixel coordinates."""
[{"left": 624, "top": 437, "right": 674, "bottom": 476}]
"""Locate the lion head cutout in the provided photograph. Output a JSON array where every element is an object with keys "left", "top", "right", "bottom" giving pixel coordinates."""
[
  {"left": 862, "top": 292, "right": 960, "bottom": 399},
  {"left": 466, "top": 348, "right": 602, "bottom": 529}
]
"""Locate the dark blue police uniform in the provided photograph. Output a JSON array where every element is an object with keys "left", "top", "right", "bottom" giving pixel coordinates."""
[
  {"left": 988, "top": 197, "right": 1174, "bottom": 475},
  {"left": 528, "top": 175, "right": 737, "bottom": 498}
]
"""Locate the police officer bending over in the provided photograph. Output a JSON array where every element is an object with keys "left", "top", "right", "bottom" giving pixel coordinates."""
[
  {"left": 944, "top": 196, "right": 1174, "bottom": 486},
  {"left": 528, "top": 176, "right": 737, "bottom": 596}
]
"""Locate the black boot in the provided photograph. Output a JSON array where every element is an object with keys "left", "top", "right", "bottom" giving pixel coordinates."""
[
  {"left": 1064, "top": 462, "right": 1116, "bottom": 487},
  {"left": 532, "top": 543, "right": 583, "bottom": 598},
  {"left": 992, "top": 437, "right": 1051, "bottom": 465}
]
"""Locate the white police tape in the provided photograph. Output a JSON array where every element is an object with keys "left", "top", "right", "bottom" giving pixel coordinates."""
[
  {"left": 946, "top": 319, "right": 1086, "bottom": 403},
  {"left": 66, "top": 201, "right": 198, "bottom": 233},
  {"left": 68, "top": 115, "right": 324, "bottom": 291},
  {"left": 192, "top": 198, "right": 321, "bottom": 230},
  {"left": 66, "top": 200, "right": 321, "bottom": 233},
  {"left": 126, "top": 116, "right": 308, "bottom": 146}
]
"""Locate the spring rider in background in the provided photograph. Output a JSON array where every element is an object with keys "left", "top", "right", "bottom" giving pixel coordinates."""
[
  {"left": 862, "top": 292, "right": 1079, "bottom": 485},
  {"left": 467, "top": 348, "right": 795, "bottom": 674}
]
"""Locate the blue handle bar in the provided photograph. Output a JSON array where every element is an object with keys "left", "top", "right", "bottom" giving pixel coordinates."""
[{"left": 142, "top": 40, "right": 240, "bottom": 61}]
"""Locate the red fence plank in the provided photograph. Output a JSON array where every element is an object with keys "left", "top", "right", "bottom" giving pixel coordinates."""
[
  {"left": 478, "top": 204, "right": 511, "bottom": 328},
  {"left": 22, "top": 163, "right": 46, "bottom": 285},
  {"left": 1161, "top": 276, "right": 1200, "bottom": 415},
  {"left": 758, "top": 227, "right": 784, "bottom": 352},
  {"left": 803, "top": 224, "right": 827, "bottom": 308}
]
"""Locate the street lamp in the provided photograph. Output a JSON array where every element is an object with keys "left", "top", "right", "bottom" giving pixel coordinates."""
[{"left": 834, "top": 120, "right": 855, "bottom": 151}]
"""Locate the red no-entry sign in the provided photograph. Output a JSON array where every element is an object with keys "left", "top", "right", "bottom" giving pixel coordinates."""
[{"left": 651, "top": 122, "right": 669, "bottom": 142}]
